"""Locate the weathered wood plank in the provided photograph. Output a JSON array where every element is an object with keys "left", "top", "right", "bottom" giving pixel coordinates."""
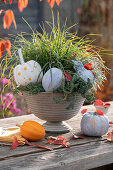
[
  {"left": 0, "top": 114, "right": 107, "bottom": 162},
  {"left": 0, "top": 129, "right": 107, "bottom": 161},
  {"left": 0, "top": 140, "right": 113, "bottom": 170}
]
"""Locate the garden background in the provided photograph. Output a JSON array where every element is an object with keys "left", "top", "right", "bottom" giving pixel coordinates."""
[{"left": 0, "top": 0, "right": 113, "bottom": 118}]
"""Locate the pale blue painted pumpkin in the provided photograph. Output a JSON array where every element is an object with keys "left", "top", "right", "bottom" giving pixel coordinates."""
[
  {"left": 81, "top": 112, "right": 109, "bottom": 136},
  {"left": 42, "top": 68, "right": 64, "bottom": 92}
]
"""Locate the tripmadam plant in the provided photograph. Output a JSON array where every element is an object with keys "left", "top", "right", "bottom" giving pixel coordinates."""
[{"left": 2, "top": 16, "right": 107, "bottom": 110}]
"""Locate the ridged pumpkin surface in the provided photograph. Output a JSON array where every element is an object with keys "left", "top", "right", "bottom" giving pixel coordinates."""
[
  {"left": 81, "top": 112, "right": 109, "bottom": 136},
  {"left": 20, "top": 121, "right": 45, "bottom": 141}
]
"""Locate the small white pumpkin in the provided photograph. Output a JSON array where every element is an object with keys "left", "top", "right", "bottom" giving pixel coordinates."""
[
  {"left": 14, "top": 60, "right": 43, "bottom": 86},
  {"left": 81, "top": 112, "right": 109, "bottom": 136},
  {"left": 42, "top": 68, "right": 64, "bottom": 92}
]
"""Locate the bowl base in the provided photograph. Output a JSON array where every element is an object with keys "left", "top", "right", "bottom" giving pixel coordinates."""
[{"left": 43, "top": 121, "right": 72, "bottom": 134}]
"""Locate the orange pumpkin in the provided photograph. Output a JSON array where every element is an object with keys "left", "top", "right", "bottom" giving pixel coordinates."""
[{"left": 20, "top": 121, "right": 45, "bottom": 141}]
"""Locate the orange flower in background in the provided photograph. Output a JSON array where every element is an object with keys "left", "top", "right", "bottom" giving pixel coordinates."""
[
  {"left": 0, "top": 40, "right": 11, "bottom": 58},
  {"left": 1, "top": 0, "right": 12, "bottom": 3},
  {"left": 9, "top": 0, "right": 13, "bottom": 4},
  {"left": 55, "top": 0, "right": 62, "bottom": 6},
  {"left": 1, "top": 0, "right": 6, "bottom": 2},
  {"left": 5, "top": 40, "right": 11, "bottom": 57},
  {"left": 0, "top": 41, "right": 5, "bottom": 59},
  {"left": 76, "top": 8, "right": 82, "bottom": 14},
  {"left": 18, "top": 0, "right": 28, "bottom": 12},
  {"left": 40, "top": 0, "right": 62, "bottom": 8},
  {"left": 3, "top": 10, "right": 16, "bottom": 29},
  {"left": 45, "top": 0, "right": 54, "bottom": 8},
  {"left": 0, "top": 10, "right": 4, "bottom": 15}
]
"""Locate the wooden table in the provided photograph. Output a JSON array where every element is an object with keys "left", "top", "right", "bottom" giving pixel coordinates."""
[{"left": 0, "top": 103, "right": 113, "bottom": 170}]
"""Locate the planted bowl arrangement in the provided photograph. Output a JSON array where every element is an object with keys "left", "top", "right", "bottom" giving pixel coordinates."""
[{"left": 7, "top": 18, "right": 107, "bottom": 133}]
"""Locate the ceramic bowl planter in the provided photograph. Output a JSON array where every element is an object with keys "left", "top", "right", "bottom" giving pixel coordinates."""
[{"left": 23, "top": 92, "right": 85, "bottom": 133}]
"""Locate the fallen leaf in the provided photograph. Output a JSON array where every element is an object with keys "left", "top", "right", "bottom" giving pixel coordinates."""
[
  {"left": 73, "top": 134, "right": 85, "bottom": 139},
  {"left": 81, "top": 109, "right": 87, "bottom": 115},
  {"left": 52, "top": 139, "right": 64, "bottom": 145},
  {"left": 94, "top": 100, "right": 110, "bottom": 108},
  {"left": 107, "top": 132, "right": 113, "bottom": 142},
  {"left": 62, "top": 140, "right": 70, "bottom": 147},
  {"left": 109, "top": 122, "right": 113, "bottom": 125},
  {"left": 25, "top": 139, "right": 53, "bottom": 151},
  {"left": 47, "top": 136, "right": 70, "bottom": 147},
  {"left": 10, "top": 136, "right": 18, "bottom": 150},
  {"left": 58, "top": 136, "right": 66, "bottom": 140},
  {"left": 94, "top": 100, "right": 104, "bottom": 106},
  {"left": 33, "top": 143, "right": 53, "bottom": 151},
  {"left": 46, "top": 136, "right": 57, "bottom": 141},
  {"left": 96, "top": 110, "right": 104, "bottom": 116},
  {"left": 104, "top": 103, "right": 110, "bottom": 107}
]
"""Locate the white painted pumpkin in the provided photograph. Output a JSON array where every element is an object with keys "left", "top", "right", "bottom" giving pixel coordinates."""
[
  {"left": 14, "top": 60, "right": 43, "bottom": 86},
  {"left": 81, "top": 112, "right": 109, "bottom": 136},
  {"left": 42, "top": 68, "right": 64, "bottom": 92}
]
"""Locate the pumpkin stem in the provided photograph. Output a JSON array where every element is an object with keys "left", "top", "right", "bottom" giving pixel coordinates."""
[
  {"left": 18, "top": 48, "right": 24, "bottom": 64},
  {"left": 94, "top": 112, "right": 97, "bottom": 115}
]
